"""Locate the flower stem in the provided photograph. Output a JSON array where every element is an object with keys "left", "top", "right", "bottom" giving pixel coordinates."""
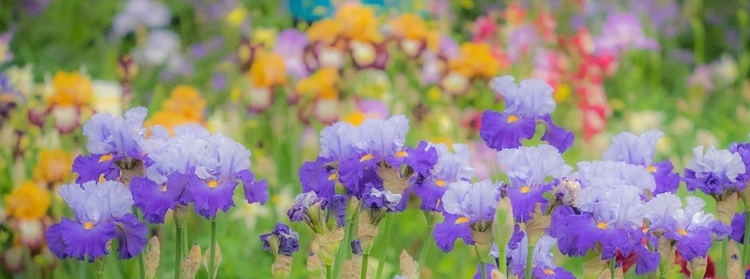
[
  {"left": 481, "top": 262, "right": 487, "bottom": 279},
  {"left": 610, "top": 258, "right": 616, "bottom": 279},
  {"left": 417, "top": 223, "right": 435, "bottom": 275},
  {"left": 361, "top": 253, "right": 370, "bottom": 279},
  {"left": 497, "top": 245, "right": 507, "bottom": 275},
  {"left": 524, "top": 245, "right": 534, "bottom": 279},
  {"left": 134, "top": 209, "right": 146, "bottom": 279},
  {"left": 334, "top": 210, "right": 358, "bottom": 278},
  {"left": 209, "top": 217, "right": 218, "bottom": 279},
  {"left": 744, "top": 210, "right": 750, "bottom": 266},
  {"left": 721, "top": 238, "right": 728, "bottom": 279},
  {"left": 175, "top": 220, "right": 183, "bottom": 279},
  {"left": 375, "top": 214, "right": 393, "bottom": 279},
  {"left": 325, "top": 264, "right": 332, "bottom": 279}
]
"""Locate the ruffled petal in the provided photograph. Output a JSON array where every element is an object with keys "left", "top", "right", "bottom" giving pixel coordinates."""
[
  {"left": 58, "top": 218, "right": 116, "bottom": 262},
  {"left": 186, "top": 175, "right": 238, "bottom": 219},
  {"left": 433, "top": 214, "right": 473, "bottom": 252},
  {"left": 72, "top": 154, "right": 119, "bottom": 184},
  {"left": 237, "top": 169, "right": 269, "bottom": 205},
  {"left": 540, "top": 115, "right": 575, "bottom": 152},
  {"left": 130, "top": 176, "right": 182, "bottom": 224},
  {"left": 479, "top": 111, "right": 536, "bottom": 151},
  {"left": 114, "top": 213, "right": 148, "bottom": 259}
]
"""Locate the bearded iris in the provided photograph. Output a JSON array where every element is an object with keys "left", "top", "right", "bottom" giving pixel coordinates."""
[
  {"left": 497, "top": 144, "right": 571, "bottom": 222},
  {"left": 45, "top": 181, "right": 147, "bottom": 261},
  {"left": 480, "top": 76, "right": 574, "bottom": 152},
  {"left": 603, "top": 129, "right": 680, "bottom": 194},
  {"left": 433, "top": 180, "right": 500, "bottom": 252},
  {"left": 683, "top": 146, "right": 746, "bottom": 196},
  {"left": 409, "top": 143, "right": 475, "bottom": 212}
]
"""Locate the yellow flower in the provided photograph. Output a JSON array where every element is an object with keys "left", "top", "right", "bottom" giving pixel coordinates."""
[
  {"left": 335, "top": 3, "right": 380, "bottom": 42},
  {"left": 306, "top": 19, "right": 343, "bottom": 43},
  {"left": 448, "top": 42, "right": 500, "bottom": 78},
  {"left": 343, "top": 111, "right": 366, "bottom": 126},
  {"left": 252, "top": 28, "right": 277, "bottom": 48},
  {"left": 388, "top": 13, "right": 428, "bottom": 41},
  {"left": 162, "top": 85, "right": 206, "bottom": 121},
  {"left": 4, "top": 181, "right": 50, "bottom": 220},
  {"left": 145, "top": 111, "right": 196, "bottom": 137},
  {"left": 33, "top": 149, "right": 73, "bottom": 184},
  {"left": 226, "top": 6, "right": 247, "bottom": 27},
  {"left": 554, "top": 84, "right": 571, "bottom": 103},
  {"left": 49, "top": 71, "right": 92, "bottom": 107},
  {"left": 249, "top": 52, "right": 287, "bottom": 88},
  {"left": 296, "top": 67, "right": 339, "bottom": 97}
]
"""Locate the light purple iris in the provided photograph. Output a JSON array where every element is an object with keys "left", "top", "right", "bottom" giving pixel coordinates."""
[
  {"left": 684, "top": 146, "right": 746, "bottom": 195},
  {"left": 508, "top": 235, "right": 575, "bottom": 278},
  {"left": 594, "top": 12, "right": 659, "bottom": 56},
  {"left": 112, "top": 0, "right": 170, "bottom": 36},
  {"left": 573, "top": 160, "right": 656, "bottom": 196},
  {"left": 273, "top": 29, "right": 309, "bottom": 79},
  {"left": 410, "top": 143, "right": 475, "bottom": 211},
  {"left": 645, "top": 193, "right": 730, "bottom": 261},
  {"left": 498, "top": 145, "right": 571, "bottom": 222},
  {"left": 442, "top": 180, "right": 500, "bottom": 223},
  {"left": 603, "top": 129, "right": 680, "bottom": 194},
  {"left": 183, "top": 132, "right": 268, "bottom": 219},
  {"left": 72, "top": 107, "right": 149, "bottom": 184},
  {"left": 480, "top": 76, "right": 574, "bottom": 152},
  {"left": 507, "top": 24, "right": 538, "bottom": 62},
  {"left": 45, "top": 181, "right": 147, "bottom": 261}
]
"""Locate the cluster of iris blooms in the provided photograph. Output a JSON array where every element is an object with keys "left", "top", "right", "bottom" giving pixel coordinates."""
[{"left": 45, "top": 76, "right": 750, "bottom": 279}]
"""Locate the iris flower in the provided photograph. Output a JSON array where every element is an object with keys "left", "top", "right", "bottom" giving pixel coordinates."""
[
  {"left": 433, "top": 180, "right": 500, "bottom": 252},
  {"left": 603, "top": 129, "right": 680, "bottom": 194},
  {"left": 45, "top": 181, "right": 147, "bottom": 261},
  {"left": 683, "top": 146, "right": 746, "bottom": 196}
]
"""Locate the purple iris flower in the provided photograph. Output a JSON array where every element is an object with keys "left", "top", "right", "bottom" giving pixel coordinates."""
[
  {"left": 603, "top": 130, "right": 680, "bottom": 194},
  {"left": 731, "top": 212, "right": 745, "bottom": 244},
  {"left": 508, "top": 235, "right": 576, "bottom": 278},
  {"left": 411, "top": 143, "right": 475, "bottom": 212},
  {"left": 298, "top": 156, "right": 337, "bottom": 200},
  {"left": 129, "top": 125, "right": 210, "bottom": 223},
  {"left": 273, "top": 29, "right": 309, "bottom": 79},
  {"left": 182, "top": 132, "right": 268, "bottom": 219},
  {"left": 112, "top": 0, "right": 170, "bottom": 37},
  {"left": 573, "top": 161, "right": 656, "bottom": 200},
  {"left": 683, "top": 146, "right": 746, "bottom": 195},
  {"left": 433, "top": 180, "right": 500, "bottom": 252},
  {"left": 260, "top": 223, "right": 300, "bottom": 256},
  {"left": 480, "top": 76, "right": 574, "bottom": 152},
  {"left": 287, "top": 191, "right": 347, "bottom": 232},
  {"left": 498, "top": 145, "right": 572, "bottom": 222},
  {"left": 550, "top": 186, "right": 645, "bottom": 260},
  {"left": 729, "top": 142, "right": 750, "bottom": 184},
  {"left": 594, "top": 12, "right": 659, "bottom": 56},
  {"left": 645, "top": 193, "right": 730, "bottom": 261},
  {"left": 45, "top": 181, "right": 147, "bottom": 261},
  {"left": 73, "top": 107, "right": 150, "bottom": 184},
  {"left": 362, "top": 187, "right": 402, "bottom": 212}
]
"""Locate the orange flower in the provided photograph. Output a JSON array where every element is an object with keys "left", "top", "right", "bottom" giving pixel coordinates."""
[
  {"left": 33, "top": 149, "right": 73, "bottom": 184},
  {"left": 49, "top": 71, "right": 92, "bottom": 107},
  {"left": 306, "top": 19, "right": 343, "bottom": 43},
  {"left": 249, "top": 52, "right": 287, "bottom": 88},
  {"left": 388, "top": 13, "right": 428, "bottom": 41},
  {"left": 296, "top": 67, "right": 339, "bottom": 97},
  {"left": 162, "top": 85, "right": 206, "bottom": 121},
  {"left": 448, "top": 42, "right": 500, "bottom": 78},
  {"left": 4, "top": 181, "right": 50, "bottom": 220},
  {"left": 335, "top": 3, "right": 380, "bottom": 43},
  {"left": 144, "top": 85, "right": 207, "bottom": 136}
]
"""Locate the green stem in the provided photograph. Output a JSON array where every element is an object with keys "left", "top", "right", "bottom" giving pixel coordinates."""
[
  {"left": 175, "top": 220, "right": 183, "bottom": 279},
  {"left": 79, "top": 260, "right": 86, "bottom": 279},
  {"left": 334, "top": 210, "right": 359, "bottom": 278},
  {"left": 743, "top": 210, "right": 750, "bottom": 266},
  {"left": 209, "top": 217, "right": 218, "bottom": 279},
  {"left": 721, "top": 238, "right": 728, "bottom": 279},
  {"left": 361, "top": 253, "right": 370, "bottom": 279},
  {"left": 524, "top": 245, "right": 534, "bottom": 279},
  {"left": 134, "top": 210, "right": 146, "bottom": 279},
  {"left": 325, "top": 264, "right": 332, "bottom": 279},
  {"left": 375, "top": 214, "right": 394, "bottom": 279},
  {"left": 481, "top": 262, "right": 487, "bottom": 279},
  {"left": 497, "top": 246, "right": 507, "bottom": 275},
  {"left": 610, "top": 258, "right": 616, "bottom": 279},
  {"left": 417, "top": 226, "right": 434, "bottom": 266}
]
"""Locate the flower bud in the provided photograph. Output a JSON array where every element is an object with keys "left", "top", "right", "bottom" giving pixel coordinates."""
[
  {"left": 181, "top": 244, "right": 201, "bottom": 279},
  {"left": 306, "top": 252, "right": 325, "bottom": 279},
  {"left": 143, "top": 236, "right": 160, "bottom": 279},
  {"left": 202, "top": 242, "right": 222, "bottom": 278}
]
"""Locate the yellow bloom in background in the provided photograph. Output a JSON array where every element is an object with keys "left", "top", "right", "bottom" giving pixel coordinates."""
[
  {"left": 554, "top": 83, "right": 571, "bottom": 103},
  {"left": 162, "top": 85, "right": 206, "bottom": 121},
  {"left": 249, "top": 52, "right": 287, "bottom": 88},
  {"left": 144, "top": 85, "right": 207, "bottom": 136},
  {"left": 307, "top": 19, "right": 342, "bottom": 43},
  {"left": 296, "top": 67, "right": 339, "bottom": 96},
  {"left": 335, "top": 3, "right": 380, "bottom": 43},
  {"left": 252, "top": 28, "right": 277, "bottom": 47},
  {"left": 32, "top": 149, "right": 73, "bottom": 185},
  {"left": 4, "top": 181, "right": 51, "bottom": 220},
  {"left": 449, "top": 42, "right": 500, "bottom": 78},
  {"left": 388, "top": 13, "right": 428, "bottom": 41},
  {"left": 226, "top": 6, "right": 248, "bottom": 27},
  {"left": 49, "top": 71, "right": 92, "bottom": 107},
  {"left": 343, "top": 111, "right": 366, "bottom": 126}
]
